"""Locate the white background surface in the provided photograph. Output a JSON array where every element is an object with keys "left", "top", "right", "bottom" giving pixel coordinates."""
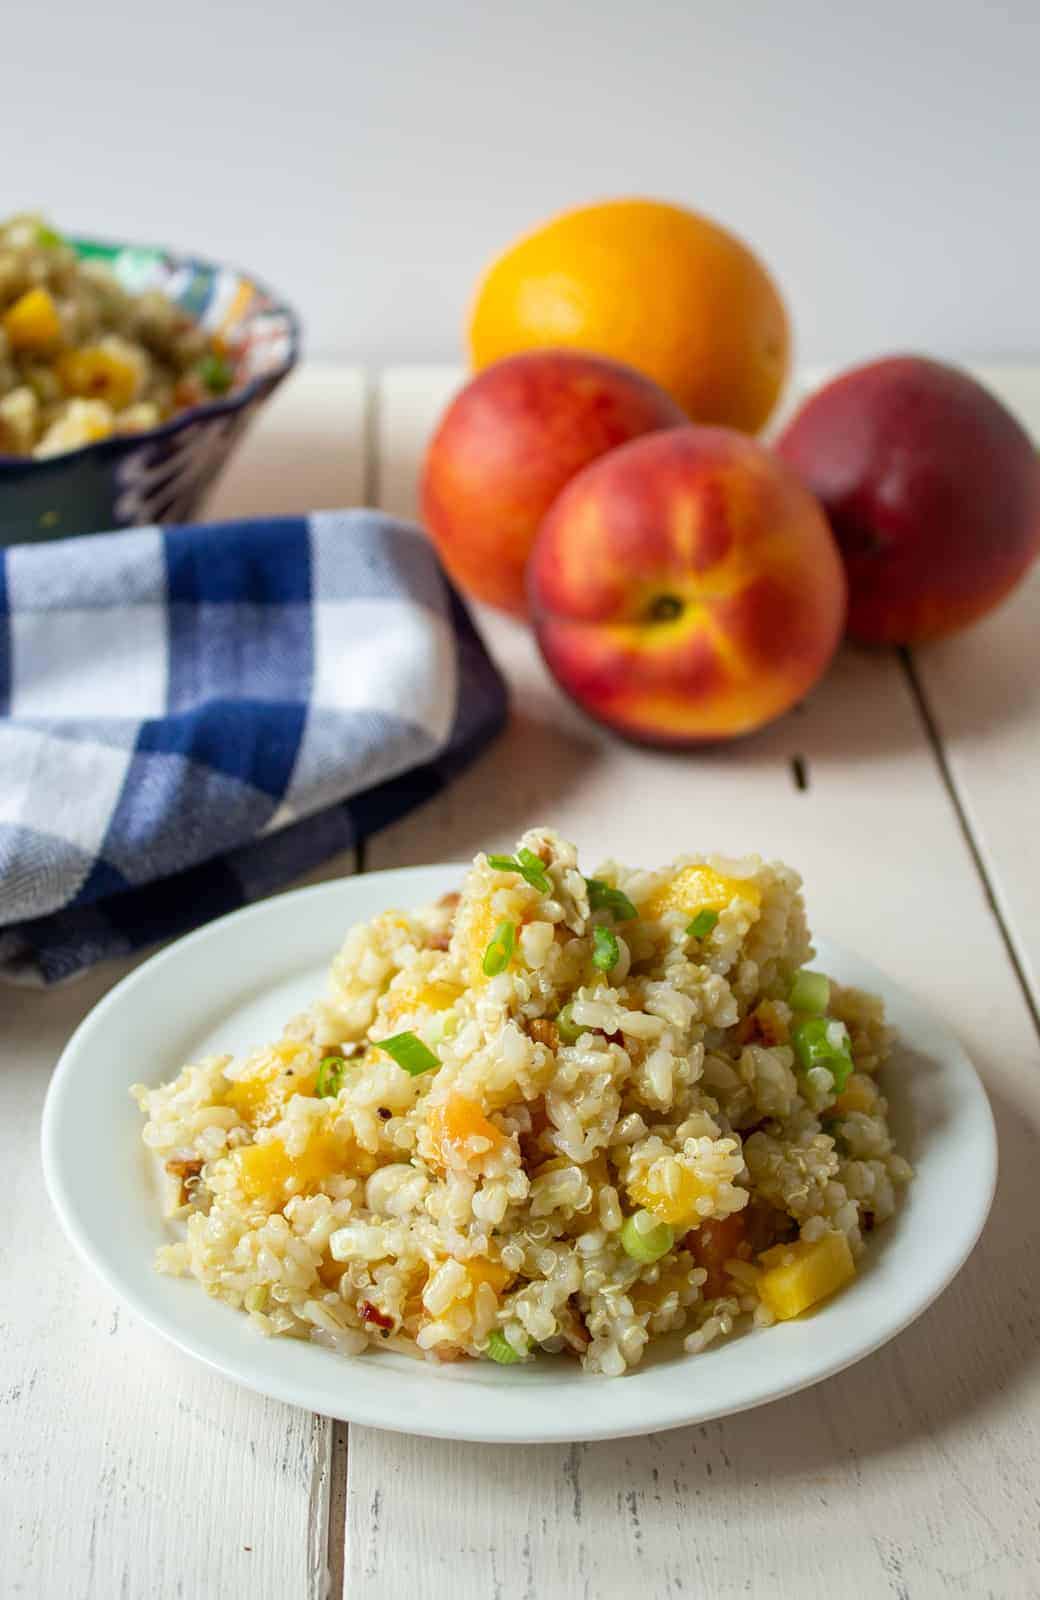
[
  {"left": 6, "top": 0, "right": 1038, "bottom": 366},
  {"left": 4, "top": 362, "right": 1040, "bottom": 1597}
]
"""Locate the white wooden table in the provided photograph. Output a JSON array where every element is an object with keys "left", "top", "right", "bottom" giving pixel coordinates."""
[{"left": 4, "top": 363, "right": 1040, "bottom": 1600}]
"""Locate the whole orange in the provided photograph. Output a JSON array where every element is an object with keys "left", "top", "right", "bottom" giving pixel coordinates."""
[{"left": 468, "top": 198, "right": 791, "bottom": 435}]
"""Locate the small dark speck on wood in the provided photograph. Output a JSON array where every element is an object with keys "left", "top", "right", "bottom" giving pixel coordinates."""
[{"left": 790, "top": 754, "right": 809, "bottom": 792}]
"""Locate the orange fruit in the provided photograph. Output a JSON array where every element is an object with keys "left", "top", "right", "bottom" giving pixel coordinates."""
[{"left": 468, "top": 198, "right": 791, "bottom": 435}]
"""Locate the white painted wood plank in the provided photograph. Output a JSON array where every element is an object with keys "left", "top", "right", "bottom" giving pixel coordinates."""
[
  {"left": 910, "top": 364, "right": 1040, "bottom": 1020},
  {"left": 2, "top": 367, "right": 370, "bottom": 1598},
  {"left": 343, "top": 365, "right": 1040, "bottom": 1600},
  {"left": 205, "top": 363, "right": 368, "bottom": 519},
  {"left": 1, "top": 962, "right": 333, "bottom": 1600}
]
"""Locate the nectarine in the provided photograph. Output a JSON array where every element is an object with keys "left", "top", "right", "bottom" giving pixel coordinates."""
[
  {"left": 776, "top": 356, "right": 1040, "bottom": 645},
  {"left": 420, "top": 351, "right": 685, "bottom": 616},
  {"left": 528, "top": 427, "right": 846, "bottom": 745}
]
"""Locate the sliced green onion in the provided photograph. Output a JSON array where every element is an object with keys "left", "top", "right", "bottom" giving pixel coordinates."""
[
  {"left": 791, "top": 1017, "right": 853, "bottom": 1093},
  {"left": 36, "top": 224, "right": 63, "bottom": 249},
  {"left": 316, "top": 1055, "right": 347, "bottom": 1097},
  {"left": 555, "top": 1002, "right": 584, "bottom": 1044},
  {"left": 585, "top": 877, "right": 637, "bottom": 921},
  {"left": 788, "top": 969, "right": 830, "bottom": 1014},
  {"left": 687, "top": 909, "right": 719, "bottom": 939},
  {"left": 486, "top": 849, "right": 551, "bottom": 895},
  {"left": 373, "top": 1031, "right": 440, "bottom": 1077},
  {"left": 620, "top": 1211, "right": 675, "bottom": 1264},
  {"left": 199, "top": 352, "right": 233, "bottom": 395},
  {"left": 485, "top": 1329, "right": 528, "bottom": 1365},
  {"left": 482, "top": 919, "right": 515, "bottom": 977},
  {"left": 592, "top": 924, "right": 620, "bottom": 973}
]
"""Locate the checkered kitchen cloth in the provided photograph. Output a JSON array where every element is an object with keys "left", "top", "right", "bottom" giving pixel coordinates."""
[{"left": 0, "top": 511, "right": 507, "bottom": 985}]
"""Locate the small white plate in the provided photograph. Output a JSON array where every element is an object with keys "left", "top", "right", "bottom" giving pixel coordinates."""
[{"left": 42, "top": 865, "right": 997, "bottom": 1444}]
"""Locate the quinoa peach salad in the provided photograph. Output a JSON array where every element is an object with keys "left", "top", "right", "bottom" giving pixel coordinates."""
[
  {"left": 0, "top": 214, "right": 234, "bottom": 458},
  {"left": 133, "top": 830, "right": 911, "bottom": 1376}
]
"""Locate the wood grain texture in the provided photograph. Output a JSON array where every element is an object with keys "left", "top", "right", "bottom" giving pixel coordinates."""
[
  {"left": 909, "top": 367, "right": 1040, "bottom": 1022},
  {"left": 342, "top": 366, "right": 1040, "bottom": 1600},
  {"left": 1, "top": 372, "right": 368, "bottom": 1600}
]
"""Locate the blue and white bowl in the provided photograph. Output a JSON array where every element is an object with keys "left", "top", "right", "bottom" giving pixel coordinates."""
[{"left": 0, "top": 236, "right": 300, "bottom": 545}]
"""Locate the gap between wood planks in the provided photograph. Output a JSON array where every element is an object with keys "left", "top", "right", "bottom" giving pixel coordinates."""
[{"left": 900, "top": 646, "right": 1040, "bottom": 1043}]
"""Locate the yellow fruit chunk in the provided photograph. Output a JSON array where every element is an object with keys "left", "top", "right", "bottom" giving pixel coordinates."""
[
  {"left": 642, "top": 864, "right": 761, "bottom": 923},
  {"left": 224, "top": 1051, "right": 318, "bottom": 1127},
  {"left": 429, "top": 1095, "right": 506, "bottom": 1166},
  {"left": 833, "top": 1073, "right": 879, "bottom": 1116},
  {"left": 3, "top": 286, "right": 62, "bottom": 351},
  {"left": 57, "top": 345, "right": 141, "bottom": 410},
  {"left": 465, "top": 896, "right": 500, "bottom": 987},
  {"left": 381, "top": 979, "right": 462, "bottom": 1025},
  {"left": 459, "top": 1258, "right": 513, "bottom": 1296},
  {"left": 628, "top": 1158, "right": 712, "bottom": 1225},
  {"left": 233, "top": 1131, "right": 342, "bottom": 1204},
  {"left": 758, "top": 1230, "right": 855, "bottom": 1320}
]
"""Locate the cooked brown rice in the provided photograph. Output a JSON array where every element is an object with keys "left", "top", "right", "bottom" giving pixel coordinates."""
[{"left": 132, "top": 828, "right": 911, "bottom": 1376}]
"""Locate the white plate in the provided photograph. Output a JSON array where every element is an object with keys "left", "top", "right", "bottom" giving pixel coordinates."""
[{"left": 42, "top": 864, "right": 997, "bottom": 1444}]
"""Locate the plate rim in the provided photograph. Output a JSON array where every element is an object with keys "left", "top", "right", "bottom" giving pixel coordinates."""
[{"left": 41, "top": 864, "right": 999, "bottom": 1443}]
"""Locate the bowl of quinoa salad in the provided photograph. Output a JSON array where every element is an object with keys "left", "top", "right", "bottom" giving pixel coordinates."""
[{"left": 0, "top": 214, "right": 298, "bottom": 543}]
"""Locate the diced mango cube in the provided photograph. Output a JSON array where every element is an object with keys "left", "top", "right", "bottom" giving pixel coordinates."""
[
  {"left": 233, "top": 1131, "right": 342, "bottom": 1204},
  {"left": 833, "top": 1073, "right": 879, "bottom": 1117},
  {"left": 224, "top": 1050, "right": 318, "bottom": 1126},
  {"left": 641, "top": 864, "right": 762, "bottom": 923},
  {"left": 381, "top": 978, "right": 462, "bottom": 1025},
  {"left": 459, "top": 1258, "right": 513, "bottom": 1296},
  {"left": 3, "top": 286, "right": 62, "bottom": 351},
  {"left": 57, "top": 344, "right": 141, "bottom": 409},
  {"left": 628, "top": 1157, "right": 713, "bottom": 1225},
  {"left": 757, "top": 1230, "right": 855, "bottom": 1320},
  {"left": 466, "top": 897, "right": 499, "bottom": 987}
]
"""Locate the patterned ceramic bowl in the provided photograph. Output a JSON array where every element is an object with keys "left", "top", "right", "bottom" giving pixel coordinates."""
[{"left": 0, "top": 235, "right": 300, "bottom": 546}]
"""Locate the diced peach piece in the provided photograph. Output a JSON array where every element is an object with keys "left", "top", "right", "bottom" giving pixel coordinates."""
[
  {"left": 833, "top": 1073, "right": 880, "bottom": 1116},
  {"left": 628, "top": 1156, "right": 713, "bottom": 1225},
  {"left": 4, "top": 286, "right": 62, "bottom": 351},
  {"left": 641, "top": 863, "right": 761, "bottom": 922},
  {"left": 428, "top": 1095, "right": 506, "bottom": 1166},
  {"left": 757, "top": 1230, "right": 855, "bottom": 1320}
]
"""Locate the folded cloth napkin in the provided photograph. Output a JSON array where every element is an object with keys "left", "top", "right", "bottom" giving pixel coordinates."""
[{"left": 0, "top": 511, "right": 507, "bottom": 985}]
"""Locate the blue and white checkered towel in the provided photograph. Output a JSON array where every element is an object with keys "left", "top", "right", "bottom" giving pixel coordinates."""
[{"left": 0, "top": 511, "right": 507, "bottom": 985}]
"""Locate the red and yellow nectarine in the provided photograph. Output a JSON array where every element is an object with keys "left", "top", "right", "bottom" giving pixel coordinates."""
[
  {"left": 776, "top": 356, "right": 1040, "bottom": 645},
  {"left": 528, "top": 427, "right": 847, "bottom": 744},
  {"left": 420, "top": 351, "right": 685, "bottom": 616}
]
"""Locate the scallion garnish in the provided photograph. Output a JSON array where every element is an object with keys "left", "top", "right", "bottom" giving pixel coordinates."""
[
  {"left": 486, "top": 848, "right": 551, "bottom": 895},
  {"left": 36, "top": 224, "right": 63, "bottom": 249},
  {"left": 555, "top": 1002, "right": 584, "bottom": 1044},
  {"left": 482, "top": 919, "right": 516, "bottom": 977},
  {"left": 791, "top": 1017, "right": 853, "bottom": 1093},
  {"left": 585, "top": 877, "right": 637, "bottom": 921},
  {"left": 199, "top": 352, "right": 233, "bottom": 395},
  {"left": 485, "top": 1328, "right": 528, "bottom": 1365},
  {"left": 373, "top": 1031, "right": 440, "bottom": 1077},
  {"left": 687, "top": 909, "right": 719, "bottom": 939},
  {"left": 592, "top": 924, "right": 620, "bottom": 972},
  {"left": 788, "top": 969, "right": 830, "bottom": 1014},
  {"left": 316, "top": 1055, "right": 347, "bottom": 1097}
]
